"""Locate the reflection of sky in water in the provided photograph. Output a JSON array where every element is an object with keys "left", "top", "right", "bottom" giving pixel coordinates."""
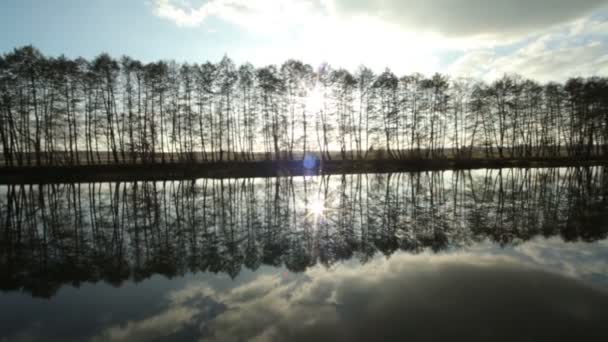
[
  {"left": 2, "top": 236, "right": 607, "bottom": 341},
  {"left": 1, "top": 167, "right": 606, "bottom": 340}
]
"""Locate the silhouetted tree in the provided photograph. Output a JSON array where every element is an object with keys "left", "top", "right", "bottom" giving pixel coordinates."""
[{"left": 0, "top": 46, "right": 607, "bottom": 165}]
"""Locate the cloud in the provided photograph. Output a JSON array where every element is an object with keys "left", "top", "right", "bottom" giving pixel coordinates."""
[
  {"left": 155, "top": 0, "right": 608, "bottom": 43},
  {"left": 153, "top": 0, "right": 323, "bottom": 32},
  {"left": 155, "top": 0, "right": 608, "bottom": 38},
  {"left": 151, "top": 0, "right": 608, "bottom": 80},
  {"left": 490, "top": 41, "right": 608, "bottom": 82},
  {"left": 201, "top": 253, "right": 608, "bottom": 342},
  {"left": 511, "top": 238, "right": 608, "bottom": 282},
  {"left": 448, "top": 50, "right": 496, "bottom": 79},
  {"left": 449, "top": 16, "right": 608, "bottom": 81},
  {"left": 152, "top": 0, "right": 444, "bottom": 74},
  {"left": 154, "top": 0, "right": 213, "bottom": 27},
  {"left": 92, "top": 307, "right": 200, "bottom": 342},
  {"left": 330, "top": 0, "right": 608, "bottom": 38},
  {"left": 92, "top": 247, "right": 608, "bottom": 342}
]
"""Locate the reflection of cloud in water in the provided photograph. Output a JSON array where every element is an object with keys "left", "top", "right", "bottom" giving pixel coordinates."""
[
  {"left": 92, "top": 307, "right": 200, "bottom": 342},
  {"left": 468, "top": 237, "right": 608, "bottom": 284},
  {"left": 94, "top": 251, "right": 608, "bottom": 342}
]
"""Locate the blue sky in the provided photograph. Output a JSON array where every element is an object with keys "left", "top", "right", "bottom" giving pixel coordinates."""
[
  {"left": 2, "top": 0, "right": 608, "bottom": 81},
  {"left": 0, "top": 0, "right": 238, "bottom": 63}
]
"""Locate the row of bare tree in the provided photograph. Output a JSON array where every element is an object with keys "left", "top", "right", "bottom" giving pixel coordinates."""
[{"left": 1, "top": 46, "right": 607, "bottom": 166}]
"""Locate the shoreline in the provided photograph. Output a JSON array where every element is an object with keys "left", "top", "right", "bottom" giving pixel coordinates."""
[{"left": 0, "top": 158, "right": 607, "bottom": 184}]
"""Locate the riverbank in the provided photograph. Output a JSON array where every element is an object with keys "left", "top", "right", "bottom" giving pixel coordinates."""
[{"left": 1, "top": 157, "right": 607, "bottom": 184}]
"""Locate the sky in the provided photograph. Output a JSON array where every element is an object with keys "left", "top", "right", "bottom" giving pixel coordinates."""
[{"left": 1, "top": 0, "right": 608, "bottom": 82}]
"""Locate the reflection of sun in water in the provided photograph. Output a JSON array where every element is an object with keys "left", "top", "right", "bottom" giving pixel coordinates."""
[
  {"left": 305, "top": 86, "right": 324, "bottom": 113},
  {"left": 308, "top": 199, "right": 325, "bottom": 217}
]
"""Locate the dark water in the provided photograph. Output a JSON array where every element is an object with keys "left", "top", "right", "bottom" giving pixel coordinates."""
[{"left": 1, "top": 167, "right": 608, "bottom": 341}]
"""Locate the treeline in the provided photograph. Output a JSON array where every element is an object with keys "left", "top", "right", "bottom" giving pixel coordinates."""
[
  {"left": 1, "top": 167, "right": 607, "bottom": 297},
  {"left": 1, "top": 46, "right": 608, "bottom": 166}
]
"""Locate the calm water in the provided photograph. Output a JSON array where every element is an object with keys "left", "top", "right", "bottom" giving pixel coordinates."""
[{"left": 1, "top": 167, "right": 608, "bottom": 341}]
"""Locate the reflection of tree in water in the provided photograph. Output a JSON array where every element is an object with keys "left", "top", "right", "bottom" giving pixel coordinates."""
[{"left": 1, "top": 167, "right": 607, "bottom": 298}]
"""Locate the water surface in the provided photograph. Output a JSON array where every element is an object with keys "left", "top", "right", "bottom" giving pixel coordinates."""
[{"left": 1, "top": 167, "right": 607, "bottom": 341}]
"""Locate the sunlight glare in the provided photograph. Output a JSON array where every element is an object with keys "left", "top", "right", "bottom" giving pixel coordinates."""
[
  {"left": 305, "top": 86, "right": 324, "bottom": 113},
  {"left": 309, "top": 199, "right": 325, "bottom": 216}
]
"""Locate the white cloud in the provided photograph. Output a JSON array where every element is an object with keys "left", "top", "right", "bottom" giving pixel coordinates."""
[
  {"left": 152, "top": 1, "right": 608, "bottom": 80},
  {"left": 154, "top": 0, "right": 323, "bottom": 33},
  {"left": 168, "top": 283, "right": 217, "bottom": 305},
  {"left": 449, "top": 16, "right": 608, "bottom": 82},
  {"left": 91, "top": 243, "right": 608, "bottom": 341},
  {"left": 154, "top": 0, "right": 213, "bottom": 27},
  {"left": 512, "top": 238, "right": 608, "bottom": 280},
  {"left": 156, "top": 0, "right": 608, "bottom": 39},
  {"left": 490, "top": 41, "right": 608, "bottom": 82},
  {"left": 91, "top": 307, "right": 200, "bottom": 342},
  {"left": 330, "top": 0, "right": 608, "bottom": 39},
  {"left": 448, "top": 50, "right": 496, "bottom": 79},
  {"left": 153, "top": 0, "right": 446, "bottom": 74},
  {"left": 202, "top": 251, "right": 608, "bottom": 341}
]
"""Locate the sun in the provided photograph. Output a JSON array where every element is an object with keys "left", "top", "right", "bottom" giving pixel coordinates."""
[
  {"left": 305, "top": 86, "right": 324, "bottom": 113},
  {"left": 308, "top": 199, "right": 325, "bottom": 216}
]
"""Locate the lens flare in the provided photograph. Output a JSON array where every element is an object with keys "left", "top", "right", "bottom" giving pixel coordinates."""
[
  {"left": 308, "top": 199, "right": 325, "bottom": 216},
  {"left": 303, "top": 154, "right": 318, "bottom": 170}
]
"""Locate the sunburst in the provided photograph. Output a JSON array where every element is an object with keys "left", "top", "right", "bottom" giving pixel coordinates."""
[{"left": 308, "top": 199, "right": 326, "bottom": 217}]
